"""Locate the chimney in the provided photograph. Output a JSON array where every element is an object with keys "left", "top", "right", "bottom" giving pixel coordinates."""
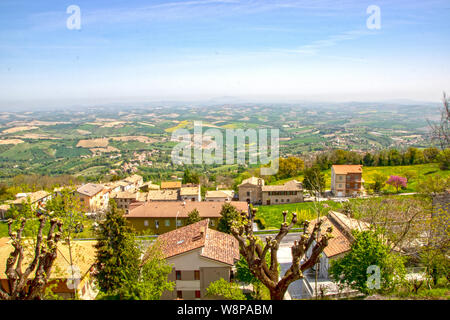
[{"left": 199, "top": 226, "right": 205, "bottom": 236}]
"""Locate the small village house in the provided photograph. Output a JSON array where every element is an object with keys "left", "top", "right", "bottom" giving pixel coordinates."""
[
  {"left": 238, "top": 177, "right": 265, "bottom": 205},
  {"left": 261, "top": 180, "right": 303, "bottom": 205},
  {"left": 125, "top": 201, "right": 249, "bottom": 234},
  {"left": 205, "top": 190, "right": 234, "bottom": 202},
  {"left": 76, "top": 183, "right": 109, "bottom": 212},
  {"left": 155, "top": 219, "right": 240, "bottom": 300},
  {"left": 12, "top": 191, "right": 52, "bottom": 210},
  {"left": 124, "top": 174, "right": 144, "bottom": 189},
  {"left": 331, "top": 165, "right": 364, "bottom": 197},
  {"left": 147, "top": 189, "right": 179, "bottom": 202},
  {"left": 297, "top": 211, "right": 370, "bottom": 299},
  {"left": 180, "top": 185, "right": 201, "bottom": 202}
]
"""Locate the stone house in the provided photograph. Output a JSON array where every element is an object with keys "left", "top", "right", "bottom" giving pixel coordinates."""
[
  {"left": 155, "top": 219, "right": 239, "bottom": 300},
  {"left": 261, "top": 180, "right": 303, "bottom": 205},
  {"left": 238, "top": 177, "right": 265, "bottom": 205}
]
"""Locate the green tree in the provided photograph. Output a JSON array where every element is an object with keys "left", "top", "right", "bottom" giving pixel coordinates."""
[
  {"left": 437, "top": 148, "right": 450, "bottom": 170},
  {"left": 186, "top": 208, "right": 201, "bottom": 225},
  {"left": 276, "top": 157, "right": 304, "bottom": 179},
  {"left": 370, "top": 172, "right": 387, "bottom": 193},
  {"left": 106, "top": 239, "right": 174, "bottom": 300},
  {"left": 182, "top": 168, "right": 200, "bottom": 184},
  {"left": 206, "top": 278, "right": 246, "bottom": 300},
  {"left": 329, "top": 230, "right": 406, "bottom": 294},
  {"left": 95, "top": 200, "right": 136, "bottom": 293},
  {"left": 302, "top": 166, "right": 325, "bottom": 194},
  {"left": 217, "top": 203, "right": 240, "bottom": 234}
]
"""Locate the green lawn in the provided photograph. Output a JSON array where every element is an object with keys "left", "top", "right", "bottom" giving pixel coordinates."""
[
  {"left": 0, "top": 221, "right": 8, "bottom": 238},
  {"left": 254, "top": 200, "right": 346, "bottom": 229}
]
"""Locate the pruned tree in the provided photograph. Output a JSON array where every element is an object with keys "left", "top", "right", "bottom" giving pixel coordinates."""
[
  {"left": 230, "top": 208, "right": 332, "bottom": 300},
  {"left": 428, "top": 92, "right": 450, "bottom": 150},
  {"left": 0, "top": 216, "right": 63, "bottom": 300}
]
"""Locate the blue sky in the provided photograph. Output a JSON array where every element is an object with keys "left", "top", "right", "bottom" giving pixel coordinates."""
[{"left": 0, "top": 0, "right": 449, "bottom": 108}]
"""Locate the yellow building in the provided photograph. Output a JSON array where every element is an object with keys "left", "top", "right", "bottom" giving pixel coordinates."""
[
  {"left": 76, "top": 183, "right": 109, "bottom": 212},
  {"left": 125, "top": 201, "right": 249, "bottom": 235}
]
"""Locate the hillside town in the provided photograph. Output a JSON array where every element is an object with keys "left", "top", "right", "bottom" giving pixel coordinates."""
[{"left": 1, "top": 162, "right": 448, "bottom": 300}]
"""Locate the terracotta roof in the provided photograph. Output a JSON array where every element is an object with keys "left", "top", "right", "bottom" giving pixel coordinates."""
[
  {"left": 141, "top": 182, "right": 160, "bottom": 190},
  {"left": 180, "top": 186, "right": 200, "bottom": 196},
  {"left": 76, "top": 184, "right": 105, "bottom": 197},
  {"left": 157, "top": 219, "right": 239, "bottom": 265},
  {"left": 332, "top": 165, "right": 363, "bottom": 175},
  {"left": 161, "top": 181, "right": 182, "bottom": 189},
  {"left": 13, "top": 191, "right": 50, "bottom": 205},
  {"left": 126, "top": 201, "right": 249, "bottom": 219},
  {"left": 147, "top": 190, "right": 179, "bottom": 201},
  {"left": 238, "top": 177, "right": 265, "bottom": 186},
  {"left": 205, "top": 190, "right": 234, "bottom": 198},
  {"left": 308, "top": 211, "right": 370, "bottom": 258},
  {"left": 262, "top": 180, "right": 302, "bottom": 192},
  {"left": 0, "top": 239, "right": 97, "bottom": 280},
  {"left": 111, "top": 191, "right": 137, "bottom": 199}
]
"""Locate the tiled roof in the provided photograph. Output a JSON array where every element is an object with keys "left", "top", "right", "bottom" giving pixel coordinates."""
[
  {"left": 332, "top": 165, "right": 363, "bottom": 175},
  {"left": 238, "top": 177, "right": 265, "bottom": 186},
  {"left": 262, "top": 180, "right": 302, "bottom": 192},
  {"left": 180, "top": 186, "right": 200, "bottom": 196},
  {"left": 308, "top": 211, "right": 370, "bottom": 258},
  {"left": 161, "top": 181, "right": 182, "bottom": 189},
  {"left": 76, "top": 183, "right": 105, "bottom": 197},
  {"left": 147, "top": 190, "right": 179, "bottom": 201},
  {"left": 125, "top": 174, "right": 143, "bottom": 184},
  {"left": 205, "top": 190, "right": 234, "bottom": 198},
  {"left": 13, "top": 191, "right": 50, "bottom": 204},
  {"left": 111, "top": 191, "right": 137, "bottom": 199},
  {"left": 0, "top": 239, "right": 97, "bottom": 280},
  {"left": 156, "top": 219, "right": 239, "bottom": 265},
  {"left": 126, "top": 201, "right": 249, "bottom": 218},
  {"left": 141, "top": 182, "right": 160, "bottom": 190}
]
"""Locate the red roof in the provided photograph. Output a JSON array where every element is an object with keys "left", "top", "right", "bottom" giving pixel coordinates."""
[{"left": 157, "top": 219, "right": 239, "bottom": 265}]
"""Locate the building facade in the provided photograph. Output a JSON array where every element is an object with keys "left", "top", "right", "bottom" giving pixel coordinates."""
[
  {"left": 156, "top": 219, "right": 239, "bottom": 300},
  {"left": 125, "top": 201, "right": 249, "bottom": 234},
  {"left": 331, "top": 165, "right": 364, "bottom": 197},
  {"left": 238, "top": 177, "right": 265, "bottom": 205},
  {"left": 261, "top": 180, "right": 303, "bottom": 205}
]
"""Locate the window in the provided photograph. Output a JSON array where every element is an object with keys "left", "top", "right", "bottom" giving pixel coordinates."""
[
  {"left": 209, "top": 220, "right": 215, "bottom": 227},
  {"left": 246, "top": 191, "right": 250, "bottom": 196},
  {"left": 177, "top": 291, "right": 182, "bottom": 299},
  {"left": 176, "top": 271, "right": 181, "bottom": 280},
  {"left": 194, "top": 270, "right": 200, "bottom": 280},
  {"left": 287, "top": 199, "right": 290, "bottom": 202},
  {"left": 155, "top": 220, "right": 159, "bottom": 229},
  {"left": 177, "top": 220, "right": 183, "bottom": 227},
  {"left": 281, "top": 199, "right": 284, "bottom": 202},
  {"left": 275, "top": 199, "right": 278, "bottom": 202},
  {"left": 195, "top": 290, "right": 201, "bottom": 299},
  {"left": 144, "top": 220, "right": 149, "bottom": 227},
  {"left": 165, "top": 219, "right": 170, "bottom": 227}
]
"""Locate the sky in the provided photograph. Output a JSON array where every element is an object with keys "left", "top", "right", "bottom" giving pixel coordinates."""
[{"left": 0, "top": 0, "right": 449, "bottom": 109}]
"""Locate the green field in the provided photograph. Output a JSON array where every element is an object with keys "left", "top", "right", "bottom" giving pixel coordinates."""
[
  {"left": 270, "top": 163, "right": 449, "bottom": 193},
  {"left": 254, "top": 200, "right": 346, "bottom": 229}
]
